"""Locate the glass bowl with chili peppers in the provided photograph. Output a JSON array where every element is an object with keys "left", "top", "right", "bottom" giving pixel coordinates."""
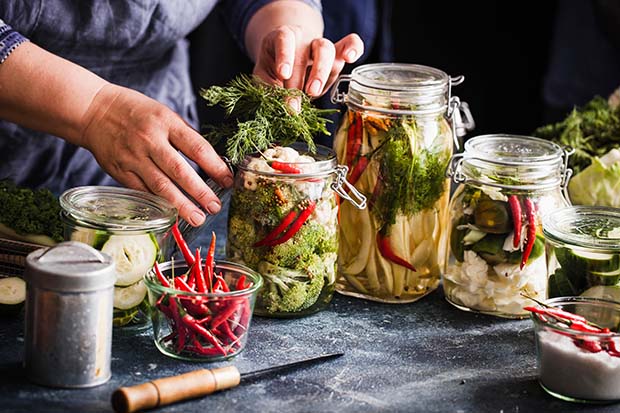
[
  {"left": 143, "top": 231, "right": 262, "bottom": 362},
  {"left": 527, "top": 296, "right": 620, "bottom": 403}
]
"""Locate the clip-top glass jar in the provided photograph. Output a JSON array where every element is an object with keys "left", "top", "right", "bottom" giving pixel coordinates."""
[
  {"left": 226, "top": 143, "right": 366, "bottom": 317},
  {"left": 60, "top": 186, "right": 177, "bottom": 328},
  {"left": 330, "top": 63, "right": 473, "bottom": 303},
  {"left": 444, "top": 134, "right": 573, "bottom": 318},
  {"left": 544, "top": 206, "right": 620, "bottom": 302}
]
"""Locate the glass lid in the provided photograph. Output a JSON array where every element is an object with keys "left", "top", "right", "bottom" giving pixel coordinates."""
[
  {"left": 351, "top": 63, "right": 449, "bottom": 93},
  {"left": 543, "top": 206, "right": 620, "bottom": 250},
  {"left": 464, "top": 134, "right": 564, "bottom": 165},
  {"left": 60, "top": 186, "right": 178, "bottom": 231}
]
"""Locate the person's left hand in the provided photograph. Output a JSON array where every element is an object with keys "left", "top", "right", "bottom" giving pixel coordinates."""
[{"left": 253, "top": 26, "right": 363, "bottom": 105}]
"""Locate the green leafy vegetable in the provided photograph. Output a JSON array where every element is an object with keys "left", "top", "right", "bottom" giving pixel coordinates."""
[
  {"left": 200, "top": 74, "right": 337, "bottom": 164},
  {"left": 568, "top": 148, "right": 620, "bottom": 206},
  {"left": 372, "top": 120, "right": 449, "bottom": 227},
  {"left": 533, "top": 96, "right": 620, "bottom": 174},
  {"left": 0, "top": 180, "right": 63, "bottom": 244}
]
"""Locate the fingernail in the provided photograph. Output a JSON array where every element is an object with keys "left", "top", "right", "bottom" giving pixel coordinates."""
[
  {"left": 222, "top": 175, "right": 233, "bottom": 188},
  {"left": 347, "top": 49, "right": 358, "bottom": 61},
  {"left": 288, "top": 97, "right": 301, "bottom": 114},
  {"left": 207, "top": 200, "right": 221, "bottom": 214},
  {"left": 308, "top": 79, "right": 322, "bottom": 96},
  {"left": 280, "top": 63, "right": 292, "bottom": 78},
  {"left": 190, "top": 210, "right": 206, "bottom": 226}
]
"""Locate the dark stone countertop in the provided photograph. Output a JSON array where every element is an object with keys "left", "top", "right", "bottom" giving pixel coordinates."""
[{"left": 1, "top": 288, "right": 618, "bottom": 413}]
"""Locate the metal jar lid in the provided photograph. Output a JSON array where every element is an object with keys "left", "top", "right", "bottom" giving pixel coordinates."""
[{"left": 25, "top": 241, "right": 116, "bottom": 292}]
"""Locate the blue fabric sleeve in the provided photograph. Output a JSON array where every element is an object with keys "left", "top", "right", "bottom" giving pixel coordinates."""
[
  {"left": 221, "top": 0, "right": 322, "bottom": 54},
  {"left": 0, "top": 19, "right": 29, "bottom": 63}
]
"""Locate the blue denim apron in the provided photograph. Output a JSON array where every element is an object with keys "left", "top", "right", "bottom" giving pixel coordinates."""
[{"left": 0, "top": 0, "right": 217, "bottom": 194}]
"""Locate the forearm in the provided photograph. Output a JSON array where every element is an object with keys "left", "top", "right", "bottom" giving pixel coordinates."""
[
  {"left": 244, "top": 0, "right": 323, "bottom": 62},
  {"left": 0, "top": 41, "right": 108, "bottom": 145}
]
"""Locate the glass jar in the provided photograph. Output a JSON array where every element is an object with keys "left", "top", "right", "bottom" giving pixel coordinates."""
[
  {"left": 444, "top": 134, "right": 572, "bottom": 318},
  {"left": 330, "top": 63, "right": 473, "bottom": 303},
  {"left": 60, "top": 186, "right": 177, "bottom": 328},
  {"left": 226, "top": 143, "right": 365, "bottom": 317},
  {"left": 544, "top": 206, "right": 620, "bottom": 302}
]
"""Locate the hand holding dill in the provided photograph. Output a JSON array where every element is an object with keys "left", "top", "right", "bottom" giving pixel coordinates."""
[{"left": 200, "top": 74, "right": 338, "bottom": 164}]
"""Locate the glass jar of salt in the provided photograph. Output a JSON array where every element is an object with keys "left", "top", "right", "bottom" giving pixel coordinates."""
[{"left": 23, "top": 241, "right": 115, "bottom": 388}]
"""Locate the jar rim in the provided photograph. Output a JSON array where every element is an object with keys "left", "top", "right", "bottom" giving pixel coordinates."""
[
  {"left": 543, "top": 206, "right": 620, "bottom": 250},
  {"left": 60, "top": 186, "right": 178, "bottom": 232}
]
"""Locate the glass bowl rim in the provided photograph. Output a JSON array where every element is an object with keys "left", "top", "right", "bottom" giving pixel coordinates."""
[
  {"left": 531, "top": 296, "right": 620, "bottom": 338},
  {"left": 144, "top": 259, "right": 263, "bottom": 298}
]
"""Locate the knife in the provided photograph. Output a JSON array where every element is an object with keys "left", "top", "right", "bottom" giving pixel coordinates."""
[{"left": 111, "top": 352, "right": 343, "bottom": 413}]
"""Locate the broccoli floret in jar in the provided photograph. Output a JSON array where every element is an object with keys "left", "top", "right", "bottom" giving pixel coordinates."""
[
  {"left": 227, "top": 214, "right": 262, "bottom": 268},
  {"left": 231, "top": 177, "right": 301, "bottom": 227},
  {"left": 257, "top": 261, "right": 325, "bottom": 313},
  {"left": 263, "top": 220, "right": 337, "bottom": 269}
]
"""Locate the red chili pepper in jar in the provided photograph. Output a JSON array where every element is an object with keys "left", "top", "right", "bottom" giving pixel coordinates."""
[{"left": 520, "top": 198, "right": 537, "bottom": 269}]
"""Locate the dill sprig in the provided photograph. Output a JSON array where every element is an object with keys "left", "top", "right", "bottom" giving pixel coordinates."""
[{"left": 200, "top": 74, "right": 338, "bottom": 164}]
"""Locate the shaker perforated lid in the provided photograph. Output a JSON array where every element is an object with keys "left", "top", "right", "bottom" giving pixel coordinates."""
[{"left": 25, "top": 241, "right": 116, "bottom": 292}]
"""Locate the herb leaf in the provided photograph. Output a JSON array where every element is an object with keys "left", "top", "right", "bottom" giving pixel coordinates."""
[{"left": 200, "top": 74, "right": 337, "bottom": 164}]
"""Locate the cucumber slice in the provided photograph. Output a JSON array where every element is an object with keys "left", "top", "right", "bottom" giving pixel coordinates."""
[
  {"left": 102, "top": 234, "right": 158, "bottom": 286},
  {"left": 0, "top": 277, "right": 26, "bottom": 305},
  {"left": 588, "top": 268, "right": 620, "bottom": 287},
  {"left": 70, "top": 228, "right": 110, "bottom": 250},
  {"left": 113, "top": 280, "right": 147, "bottom": 310},
  {"left": 572, "top": 250, "right": 619, "bottom": 273}
]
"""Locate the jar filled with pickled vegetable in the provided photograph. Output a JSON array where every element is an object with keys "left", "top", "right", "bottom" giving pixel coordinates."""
[
  {"left": 544, "top": 206, "right": 620, "bottom": 302},
  {"left": 330, "top": 63, "right": 473, "bottom": 303},
  {"left": 226, "top": 143, "right": 365, "bottom": 317},
  {"left": 60, "top": 186, "right": 177, "bottom": 328},
  {"left": 444, "top": 135, "right": 573, "bottom": 318}
]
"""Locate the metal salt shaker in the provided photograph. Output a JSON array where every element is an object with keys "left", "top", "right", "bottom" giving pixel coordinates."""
[{"left": 23, "top": 241, "right": 115, "bottom": 388}]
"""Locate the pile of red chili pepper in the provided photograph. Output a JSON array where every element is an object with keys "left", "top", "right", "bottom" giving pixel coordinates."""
[
  {"left": 151, "top": 224, "right": 254, "bottom": 358},
  {"left": 525, "top": 305, "right": 620, "bottom": 357}
]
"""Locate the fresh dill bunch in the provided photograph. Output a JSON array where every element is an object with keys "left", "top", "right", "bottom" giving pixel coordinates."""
[
  {"left": 200, "top": 74, "right": 338, "bottom": 164},
  {"left": 533, "top": 96, "right": 620, "bottom": 174}
]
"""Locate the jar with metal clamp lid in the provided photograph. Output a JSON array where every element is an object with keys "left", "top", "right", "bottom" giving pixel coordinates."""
[
  {"left": 330, "top": 63, "right": 474, "bottom": 303},
  {"left": 444, "top": 134, "right": 573, "bottom": 318}
]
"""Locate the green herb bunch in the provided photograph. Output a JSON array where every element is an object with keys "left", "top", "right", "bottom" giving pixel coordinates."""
[
  {"left": 373, "top": 120, "right": 449, "bottom": 227},
  {"left": 200, "top": 74, "right": 337, "bottom": 164},
  {"left": 533, "top": 96, "right": 620, "bottom": 174}
]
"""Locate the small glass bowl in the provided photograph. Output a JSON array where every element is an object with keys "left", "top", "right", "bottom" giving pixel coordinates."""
[
  {"left": 144, "top": 259, "right": 262, "bottom": 361},
  {"left": 531, "top": 296, "right": 620, "bottom": 403}
]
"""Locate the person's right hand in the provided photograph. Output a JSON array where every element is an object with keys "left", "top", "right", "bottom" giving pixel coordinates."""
[{"left": 78, "top": 84, "right": 233, "bottom": 227}]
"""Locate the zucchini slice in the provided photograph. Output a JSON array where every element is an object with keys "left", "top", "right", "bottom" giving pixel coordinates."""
[
  {"left": 113, "top": 280, "right": 148, "bottom": 310},
  {"left": 102, "top": 234, "right": 158, "bottom": 286},
  {"left": 0, "top": 277, "right": 26, "bottom": 313}
]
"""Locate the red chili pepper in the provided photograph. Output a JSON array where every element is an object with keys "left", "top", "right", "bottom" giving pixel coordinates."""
[
  {"left": 520, "top": 198, "right": 537, "bottom": 269},
  {"left": 236, "top": 275, "right": 247, "bottom": 291},
  {"left": 570, "top": 320, "right": 604, "bottom": 333},
  {"left": 168, "top": 298, "right": 188, "bottom": 353},
  {"left": 346, "top": 112, "right": 363, "bottom": 168},
  {"left": 214, "top": 275, "right": 230, "bottom": 293},
  {"left": 181, "top": 314, "right": 226, "bottom": 356},
  {"left": 347, "top": 155, "right": 370, "bottom": 188},
  {"left": 211, "top": 299, "right": 240, "bottom": 329},
  {"left": 172, "top": 222, "right": 195, "bottom": 266},
  {"left": 269, "top": 160, "right": 302, "bottom": 174},
  {"left": 523, "top": 306, "right": 589, "bottom": 324},
  {"left": 205, "top": 231, "right": 216, "bottom": 292},
  {"left": 153, "top": 262, "right": 171, "bottom": 288},
  {"left": 260, "top": 200, "right": 317, "bottom": 247},
  {"left": 376, "top": 227, "right": 416, "bottom": 272},
  {"left": 253, "top": 209, "right": 299, "bottom": 247},
  {"left": 193, "top": 248, "right": 207, "bottom": 293},
  {"left": 574, "top": 339, "right": 603, "bottom": 353},
  {"left": 221, "top": 321, "right": 240, "bottom": 346},
  {"left": 173, "top": 276, "right": 194, "bottom": 292},
  {"left": 188, "top": 337, "right": 227, "bottom": 356},
  {"left": 508, "top": 195, "right": 522, "bottom": 248}
]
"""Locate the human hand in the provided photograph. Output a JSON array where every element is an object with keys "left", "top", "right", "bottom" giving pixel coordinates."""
[
  {"left": 79, "top": 84, "right": 233, "bottom": 227},
  {"left": 253, "top": 26, "right": 363, "bottom": 104}
]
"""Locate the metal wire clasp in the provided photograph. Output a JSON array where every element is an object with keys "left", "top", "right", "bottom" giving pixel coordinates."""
[{"left": 331, "top": 165, "right": 367, "bottom": 209}]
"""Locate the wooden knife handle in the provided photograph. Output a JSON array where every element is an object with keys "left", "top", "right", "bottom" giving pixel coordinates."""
[{"left": 111, "top": 365, "right": 241, "bottom": 413}]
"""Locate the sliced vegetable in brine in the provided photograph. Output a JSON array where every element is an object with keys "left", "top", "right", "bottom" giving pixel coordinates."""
[
  {"left": 102, "top": 234, "right": 159, "bottom": 286},
  {"left": 114, "top": 280, "right": 148, "bottom": 310},
  {"left": 0, "top": 277, "right": 26, "bottom": 315}
]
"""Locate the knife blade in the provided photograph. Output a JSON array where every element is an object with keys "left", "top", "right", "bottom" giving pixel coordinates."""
[{"left": 111, "top": 352, "right": 343, "bottom": 413}]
